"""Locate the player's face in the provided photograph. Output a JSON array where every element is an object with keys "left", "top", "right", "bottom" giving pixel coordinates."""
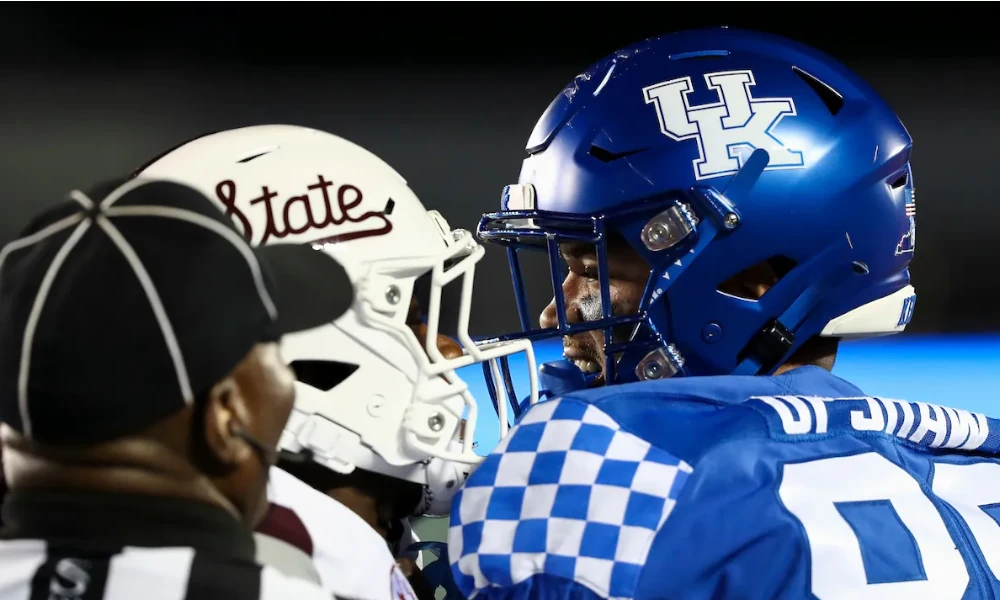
[{"left": 540, "top": 238, "right": 650, "bottom": 385}]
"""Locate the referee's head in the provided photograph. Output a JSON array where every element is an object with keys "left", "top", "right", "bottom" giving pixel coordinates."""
[{"left": 0, "top": 178, "right": 353, "bottom": 528}]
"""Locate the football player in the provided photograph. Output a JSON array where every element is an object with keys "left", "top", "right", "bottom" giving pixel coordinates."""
[
  {"left": 134, "top": 124, "right": 538, "bottom": 600},
  {"left": 449, "top": 28, "right": 995, "bottom": 599}
]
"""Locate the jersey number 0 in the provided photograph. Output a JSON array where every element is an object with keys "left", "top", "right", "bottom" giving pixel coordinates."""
[{"left": 779, "top": 452, "right": 1000, "bottom": 599}]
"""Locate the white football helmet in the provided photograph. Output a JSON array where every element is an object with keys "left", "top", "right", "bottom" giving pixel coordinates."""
[{"left": 137, "top": 124, "right": 537, "bottom": 515}]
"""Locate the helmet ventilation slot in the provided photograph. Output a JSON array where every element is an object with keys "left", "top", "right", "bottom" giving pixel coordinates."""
[{"left": 792, "top": 67, "right": 844, "bottom": 116}]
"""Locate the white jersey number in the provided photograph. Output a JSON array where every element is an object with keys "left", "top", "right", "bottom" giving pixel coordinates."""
[{"left": 779, "top": 453, "right": 1000, "bottom": 599}]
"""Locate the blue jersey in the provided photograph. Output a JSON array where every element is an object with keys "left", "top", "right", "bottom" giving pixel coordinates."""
[{"left": 448, "top": 365, "right": 1000, "bottom": 600}]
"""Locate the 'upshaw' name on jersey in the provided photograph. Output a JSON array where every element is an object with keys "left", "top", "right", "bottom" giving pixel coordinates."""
[{"left": 449, "top": 366, "right": 1000, "bottom": 599}]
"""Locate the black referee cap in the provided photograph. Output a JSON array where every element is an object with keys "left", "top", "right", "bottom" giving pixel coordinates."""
[{"left": 0, "top": 178, "right": 353, "bottom": 444}]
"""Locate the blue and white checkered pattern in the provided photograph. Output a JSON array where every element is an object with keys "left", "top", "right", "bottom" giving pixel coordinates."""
[{"left": 449, "top": 398, "right": 692, "bottom": 600}]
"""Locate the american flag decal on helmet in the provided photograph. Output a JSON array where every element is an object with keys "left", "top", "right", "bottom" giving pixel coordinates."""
[
  {"left": 905, "top": 188, "right": 916, "bottom": 217},
  {"left": 895, "top": 187, "right": 916, "bottom": 256}
]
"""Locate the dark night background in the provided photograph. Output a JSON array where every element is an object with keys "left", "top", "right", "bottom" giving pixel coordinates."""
[{"left": 0, "top": 3, "right": 996, "bottom": 336}]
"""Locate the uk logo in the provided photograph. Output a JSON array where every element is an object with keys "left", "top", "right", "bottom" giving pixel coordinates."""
[
  {"left": 643, "top": 70, "right": 805, "bottom": 180},
  {"left": 896, "top": 187, "right": 916, "bottom": 255}
]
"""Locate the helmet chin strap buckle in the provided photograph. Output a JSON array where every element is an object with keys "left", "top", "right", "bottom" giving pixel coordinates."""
[
  {"left": 635, "top": 345, "right": 685, "bottom": 381},
  {"left": 736, "top": 318, "right": 795, "bottom": 376}
]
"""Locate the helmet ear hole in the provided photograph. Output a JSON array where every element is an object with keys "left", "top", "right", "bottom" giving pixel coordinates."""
[
  {"left": 717, "top": 256, "right": 797, "bottom": 301},
  {"left": 889, "top": 171, "right": 909, "bottom": 189},
  {"left": 290, "top": 360, "right": 359, "bottom": 391}
]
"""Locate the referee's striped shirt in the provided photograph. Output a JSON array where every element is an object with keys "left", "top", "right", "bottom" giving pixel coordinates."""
[{"left": 0, "top": 489, "right": 334, "bottom": 600}]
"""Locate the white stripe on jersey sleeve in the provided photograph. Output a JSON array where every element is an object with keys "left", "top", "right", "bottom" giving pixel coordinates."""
[
  {"left": 0, "top": 539, "right": 47, "bottom": 600},
  {"left": 105, "top": 546, "right": 195, "bottom": 600}
]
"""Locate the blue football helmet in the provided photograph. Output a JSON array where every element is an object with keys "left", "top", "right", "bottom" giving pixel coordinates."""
[{"left": 478, "top": 27, "right": 917, "bottom": 414}]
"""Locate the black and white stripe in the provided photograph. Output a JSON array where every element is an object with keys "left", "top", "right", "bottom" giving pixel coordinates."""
[{"left": 0, "top": 539, "right": 334, "bottom": 600}]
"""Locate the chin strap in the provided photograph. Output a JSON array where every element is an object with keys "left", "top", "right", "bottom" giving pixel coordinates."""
[
  {"left": 539, "top": 359, "right": 594, "bottom": 395},
  {"left": 510, "top": 359, "right": 594, "bottom": 416},
  {"left": 733, "top": 257, "right": 863, "bottom": 376}
]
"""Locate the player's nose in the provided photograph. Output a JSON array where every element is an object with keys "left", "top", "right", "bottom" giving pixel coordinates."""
[
  {"left": 540, "top": 297, "right": 585, "bottom": 329},
  {"left": 410, "top": 323, "right": 463, "bottom": 360},
  {"left": 541, "top": 273, "right": 588, "bottom": 329}
]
